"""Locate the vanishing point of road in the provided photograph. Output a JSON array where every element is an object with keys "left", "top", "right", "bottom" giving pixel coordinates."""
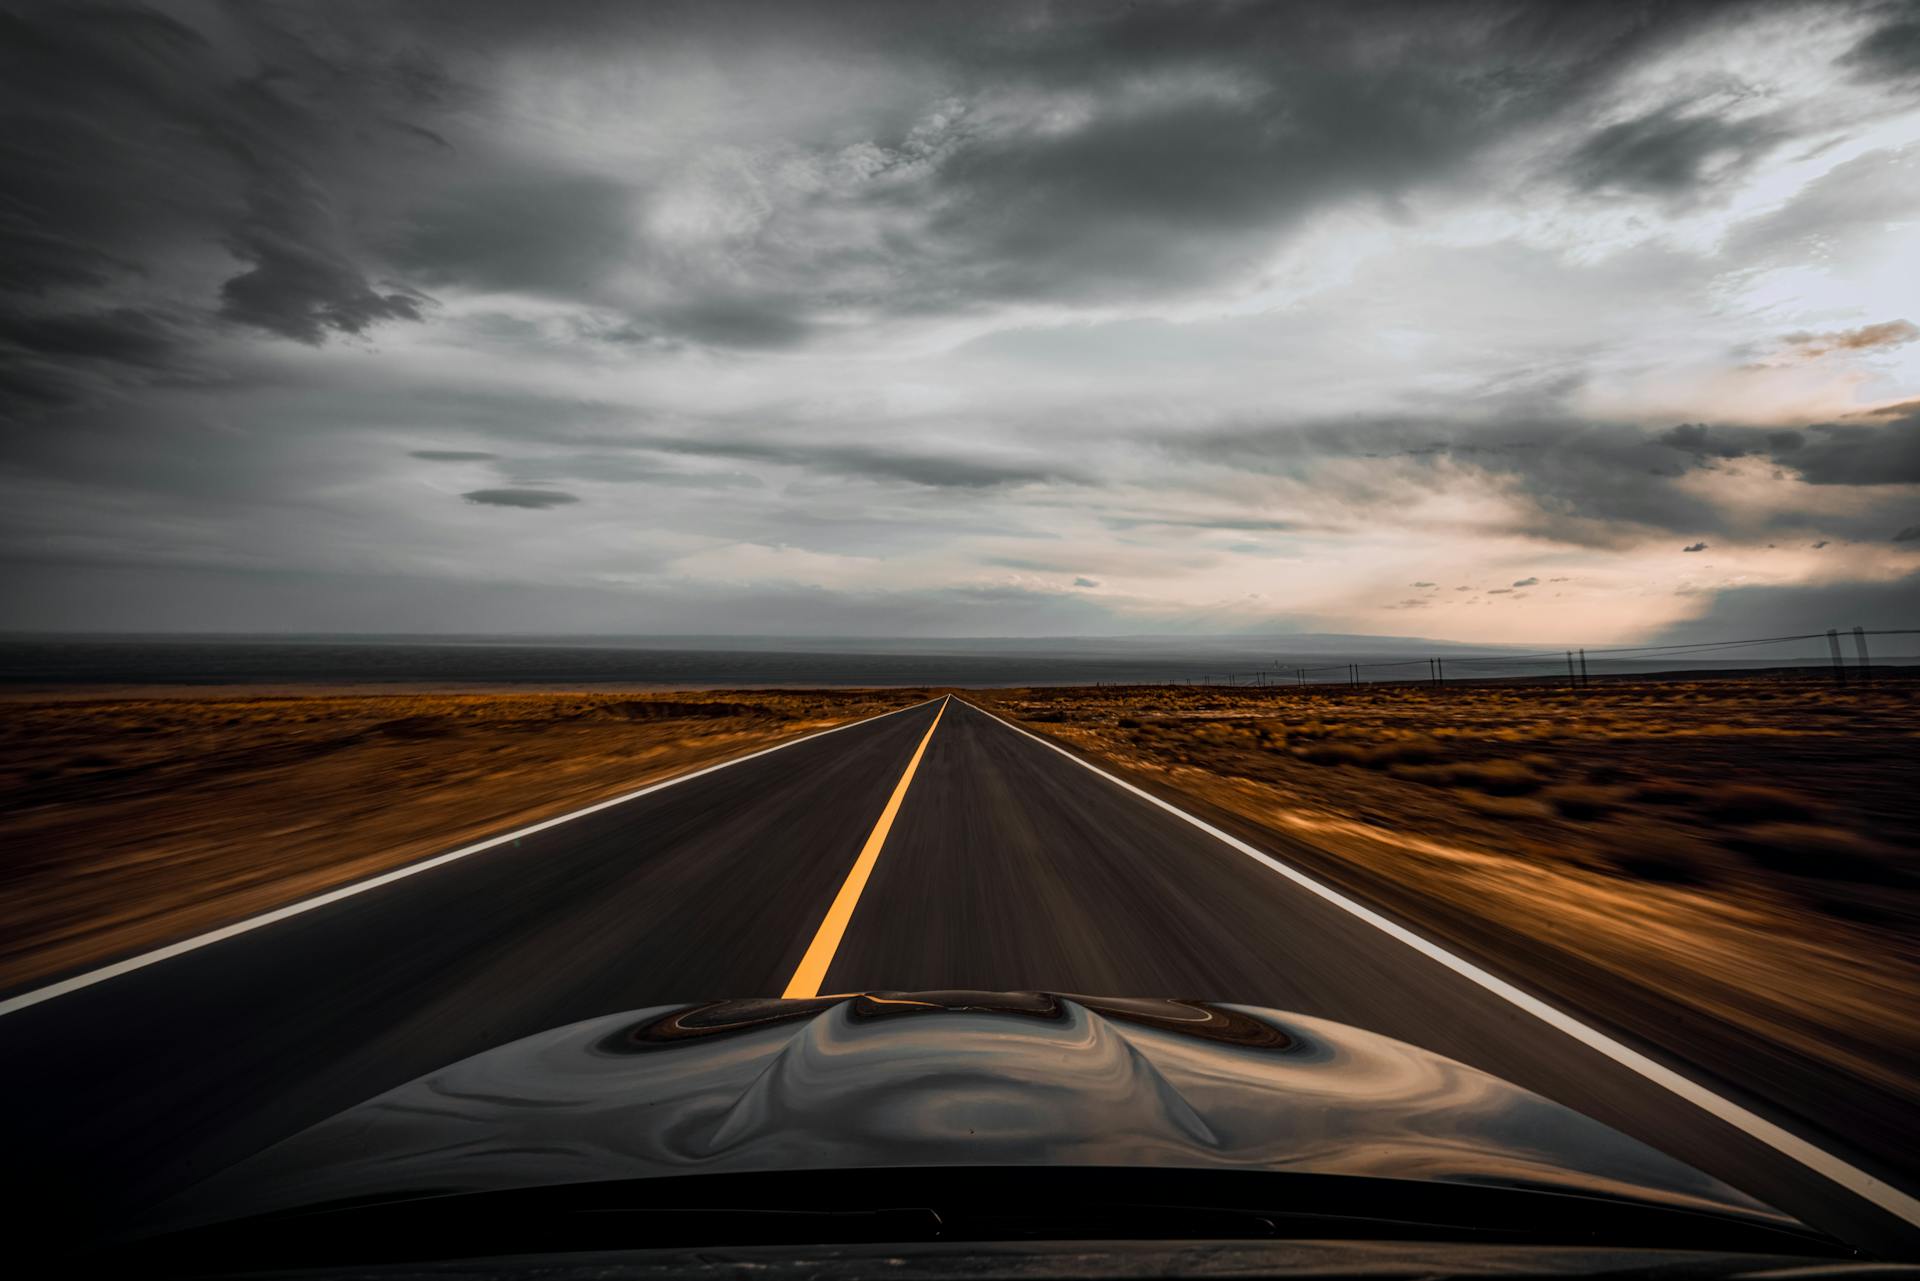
[{"left": 2, "top": 695, "right": 1915, "bottom": 1254}]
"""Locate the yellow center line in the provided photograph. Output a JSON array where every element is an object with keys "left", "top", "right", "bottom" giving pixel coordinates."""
[{"left": 781, "top": 696, "right": 948, "bottom": 999}]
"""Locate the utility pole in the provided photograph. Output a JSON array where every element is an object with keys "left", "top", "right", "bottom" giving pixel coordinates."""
[
  {"left": 1826, "top": 629, "right": 1847, "bottom": 685},
  {"left": 1853, "top": 626, "right": 1871, "bottom": 682},
  {"left": 1566, "top": 650, "right": 1577, "bottom": 690},
  {"left": 1579, "top": 648, "right": 1589, "bottom": 688}
]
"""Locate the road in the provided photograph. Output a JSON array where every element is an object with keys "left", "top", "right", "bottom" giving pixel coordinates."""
[{"left": 1, "top": 694, "right": 1914, "bottom": 1255}]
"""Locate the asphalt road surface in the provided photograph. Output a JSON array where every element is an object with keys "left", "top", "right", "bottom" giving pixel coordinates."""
[{"left": 2, "top": 695, "right": 1915, "bottom": 1255}]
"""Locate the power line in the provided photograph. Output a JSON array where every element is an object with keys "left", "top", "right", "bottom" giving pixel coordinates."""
[{"left": 1203, "top": 627, "right": 1918, "bottom": 688}]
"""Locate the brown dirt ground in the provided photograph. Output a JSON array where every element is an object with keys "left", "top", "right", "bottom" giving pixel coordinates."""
[
  {"left": 0, "top": 687, "right": 924, "bottom": 992},
  {"left": 970, "top": 674, "right": 1920, "bottom": 1107}
]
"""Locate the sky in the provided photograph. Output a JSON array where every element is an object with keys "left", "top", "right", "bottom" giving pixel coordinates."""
[{"left": 2, "top": 0, "right": 1917, "bottom": 642}]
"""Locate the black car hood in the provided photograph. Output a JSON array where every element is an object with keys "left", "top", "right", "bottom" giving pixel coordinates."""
[{"left": 161, "top": 992, "right": 1791, "bottom": 1232}]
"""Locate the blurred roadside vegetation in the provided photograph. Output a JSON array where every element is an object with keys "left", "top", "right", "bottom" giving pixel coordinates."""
[
  {"left": 0, "top": 688, "right": 922, "bottom": 992},
  {"left": 977, "top": 673, "right": 1920, "bottom": 1105}
]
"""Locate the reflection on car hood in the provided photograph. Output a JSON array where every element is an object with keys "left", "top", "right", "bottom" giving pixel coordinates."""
[{"left": 167, "top": 992, "right": 1788, "bottom": 1230}]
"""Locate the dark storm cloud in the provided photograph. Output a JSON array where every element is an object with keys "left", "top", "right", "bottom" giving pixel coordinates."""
[
  {"left": 73, "top": 0, "right": 1758, "bottom": 350},
  {"left": 1893, "top": 524, "right": 1920, "bottom": 542},
  {"left": 0, "top": 0, "right": 449, "bottom": 420},
  {"left": 1172, "top": 393, "right": 1920, "bottom": 547},
  {"left": 1683, "top": 542, "right": 1708, "bottom": 552},
  {"left": 654, "top": 302, "right": 813, "bottom": 351},
  {"left": 1170, "top": 414, "right": 1732, "bottom": 545},
  {"left": 219, "top": 194, "right": 427, "bottom": 344},
  {"left": 1648, "top": 402, "right": 1920, "bottom": 487},
  {"left": 3, "top": 0, "right": 1914, "bottom": 637},
  {"left": 1838, "top": 13, "right": 1920, "bottom": 83},
  {"left": 0, "top": 0, "right": 1856, "bottom": 378},
  {"left": 0, "top": 306, "right": 187, "bottom": 368},
  {"left": 461, "top": 488, "right": 580, "bottom": 509},
  {"left": 632, "top": 436, "right": 1077, "bottom": 490},
  {"left": 395, "top": 173, "right": 636, "bottom": 299},
  {"left": 1654, "top": 570, "right": 1920, "bottom": 640},
  {"left": 1562, "top": 104, "right": 1786, "bottom": 200},
  {"left": 1784, "top": 402, "right": 1920, "bottom": 485},
  {"left": 889, "top": 0, "right": 1758, "bottom": 308},
  {"left": 1658, "top": 422, "right": 1753, "bottom": 459}
]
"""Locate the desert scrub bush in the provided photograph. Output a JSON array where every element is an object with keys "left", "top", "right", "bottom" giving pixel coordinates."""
[
  {"left": 1300, "top": 742, "right": 1370, "bottom": 766},
  {"left": 1458, "top": 791, "right": 1553, "bottom": 821},
  {"left": 1367, "top": 736, "right": 1445, "bottom": 767},
  {"left": 1608, "top": 834, "right": 1723, "bottom": 886},
  {"left": 1544, "top": 784, "right": 1617, "bottom": 821},
  {"left": 1721, "top": 825, "right": 1909, "bottom": 886},
  {"left": 1700, "top": 784, "right": 1822, "bottom": 826},
  {"left": 1448, "top": 758, "right": 1544, "bottom": 796},
  {"left": 1631, "top": 781, "right": 1703, "bottom": 806}
]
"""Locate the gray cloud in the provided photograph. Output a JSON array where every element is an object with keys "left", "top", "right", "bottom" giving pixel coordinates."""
[
  {"left": 397, "top": 173, "right": 637, "bottom": 301},
  {"left": 1106, "top": 515, "right": 1301, "bottom": 533},
  {"left": 1, "top": 0, "right": 1914, "bottom": 639},
  {"left": 13, "top": 0, "right": 1750, "bottom": 357},
  {"left": 1654, "top": 569, "right": 1920, "bottom": 640},
  {"left": 633, "top": 435, "right": 1077, "bottom": 490},
  {"left": 1155, "top": 394, "right": 1920, "bottom": 553},
  {"left": 1170, "top": 412, "right": 1736, "bottom": 546},
  {"left": 1658, "top": 422, "right": 1753, "bottom": 459},
  {"left": 1784, "top": 401, "right": 1920, "bottom": 485},
  {"left": 1895, "top": 525, "right": 1920, "bottom": 543},
  {"left": 1780, "top": 318, "right": 1920, "bottom": 357},
  {"left": 0, "top": 559, "right": 1141, "bottom": 636},
  {"left": 1563, "top": 104, "right": 1787, "bottom": 201},
  {"left": 1511, "top": 576, "right": 1539, "bottom": 586},
  {"left": 1073, "top": 576, "right": 1099, "bottom": 588},
  {"left": 461, "top": 488, "right": 581, "bottom": 509},
  {"left": 0, "top": 306, "right": 186, "bottom": 368},
  {"left": 1839, "top": 15, "right": 1920, "bottom": 84},
  {"left": 0, "top": 0, "right": 446, "bottom": 421},
  {"left": 1647, "top": 402, "right": 1920, "bottom": 488},
  {"left": 1682, "top": 542, "right": 1708, "bottom": 552},
  {"left": 0, "top": 0, "right": 1884, "bottom": 375}
]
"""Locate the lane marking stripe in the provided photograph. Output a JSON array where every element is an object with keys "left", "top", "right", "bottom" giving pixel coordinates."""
[
  {"left": 783, "top": 696, "right": 948, "bottom": 999},
  {"left": 0, "top": 696, "right": 943, "bottom": 1020},
  {"left": 958, "top": 698, "right": 1920, "bottom": 1229}
]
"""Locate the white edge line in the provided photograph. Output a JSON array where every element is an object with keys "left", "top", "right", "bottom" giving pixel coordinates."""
[
  {"left": 958, "top": 698, "right": 1920, "bottom": 1230},
  {"left": 0, "top": 696, "right": 944, "bottom": 1020}
]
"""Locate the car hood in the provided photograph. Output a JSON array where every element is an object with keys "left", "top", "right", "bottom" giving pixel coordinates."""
[{"left": 162, "top": 992, "right": 1790, "bottom": 1231}]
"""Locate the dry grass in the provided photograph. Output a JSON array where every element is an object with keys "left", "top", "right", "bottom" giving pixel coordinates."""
[
  {"left": 973, "top": 674, "right": 1920, "bottom": 1103},
  {"left": 0, "top": 687, "right": 922, "bottom": 992}
]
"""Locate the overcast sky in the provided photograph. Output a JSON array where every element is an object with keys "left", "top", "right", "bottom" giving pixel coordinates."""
[{"left": 2, "top": 0, "right": 1917, "bottom": 640}]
